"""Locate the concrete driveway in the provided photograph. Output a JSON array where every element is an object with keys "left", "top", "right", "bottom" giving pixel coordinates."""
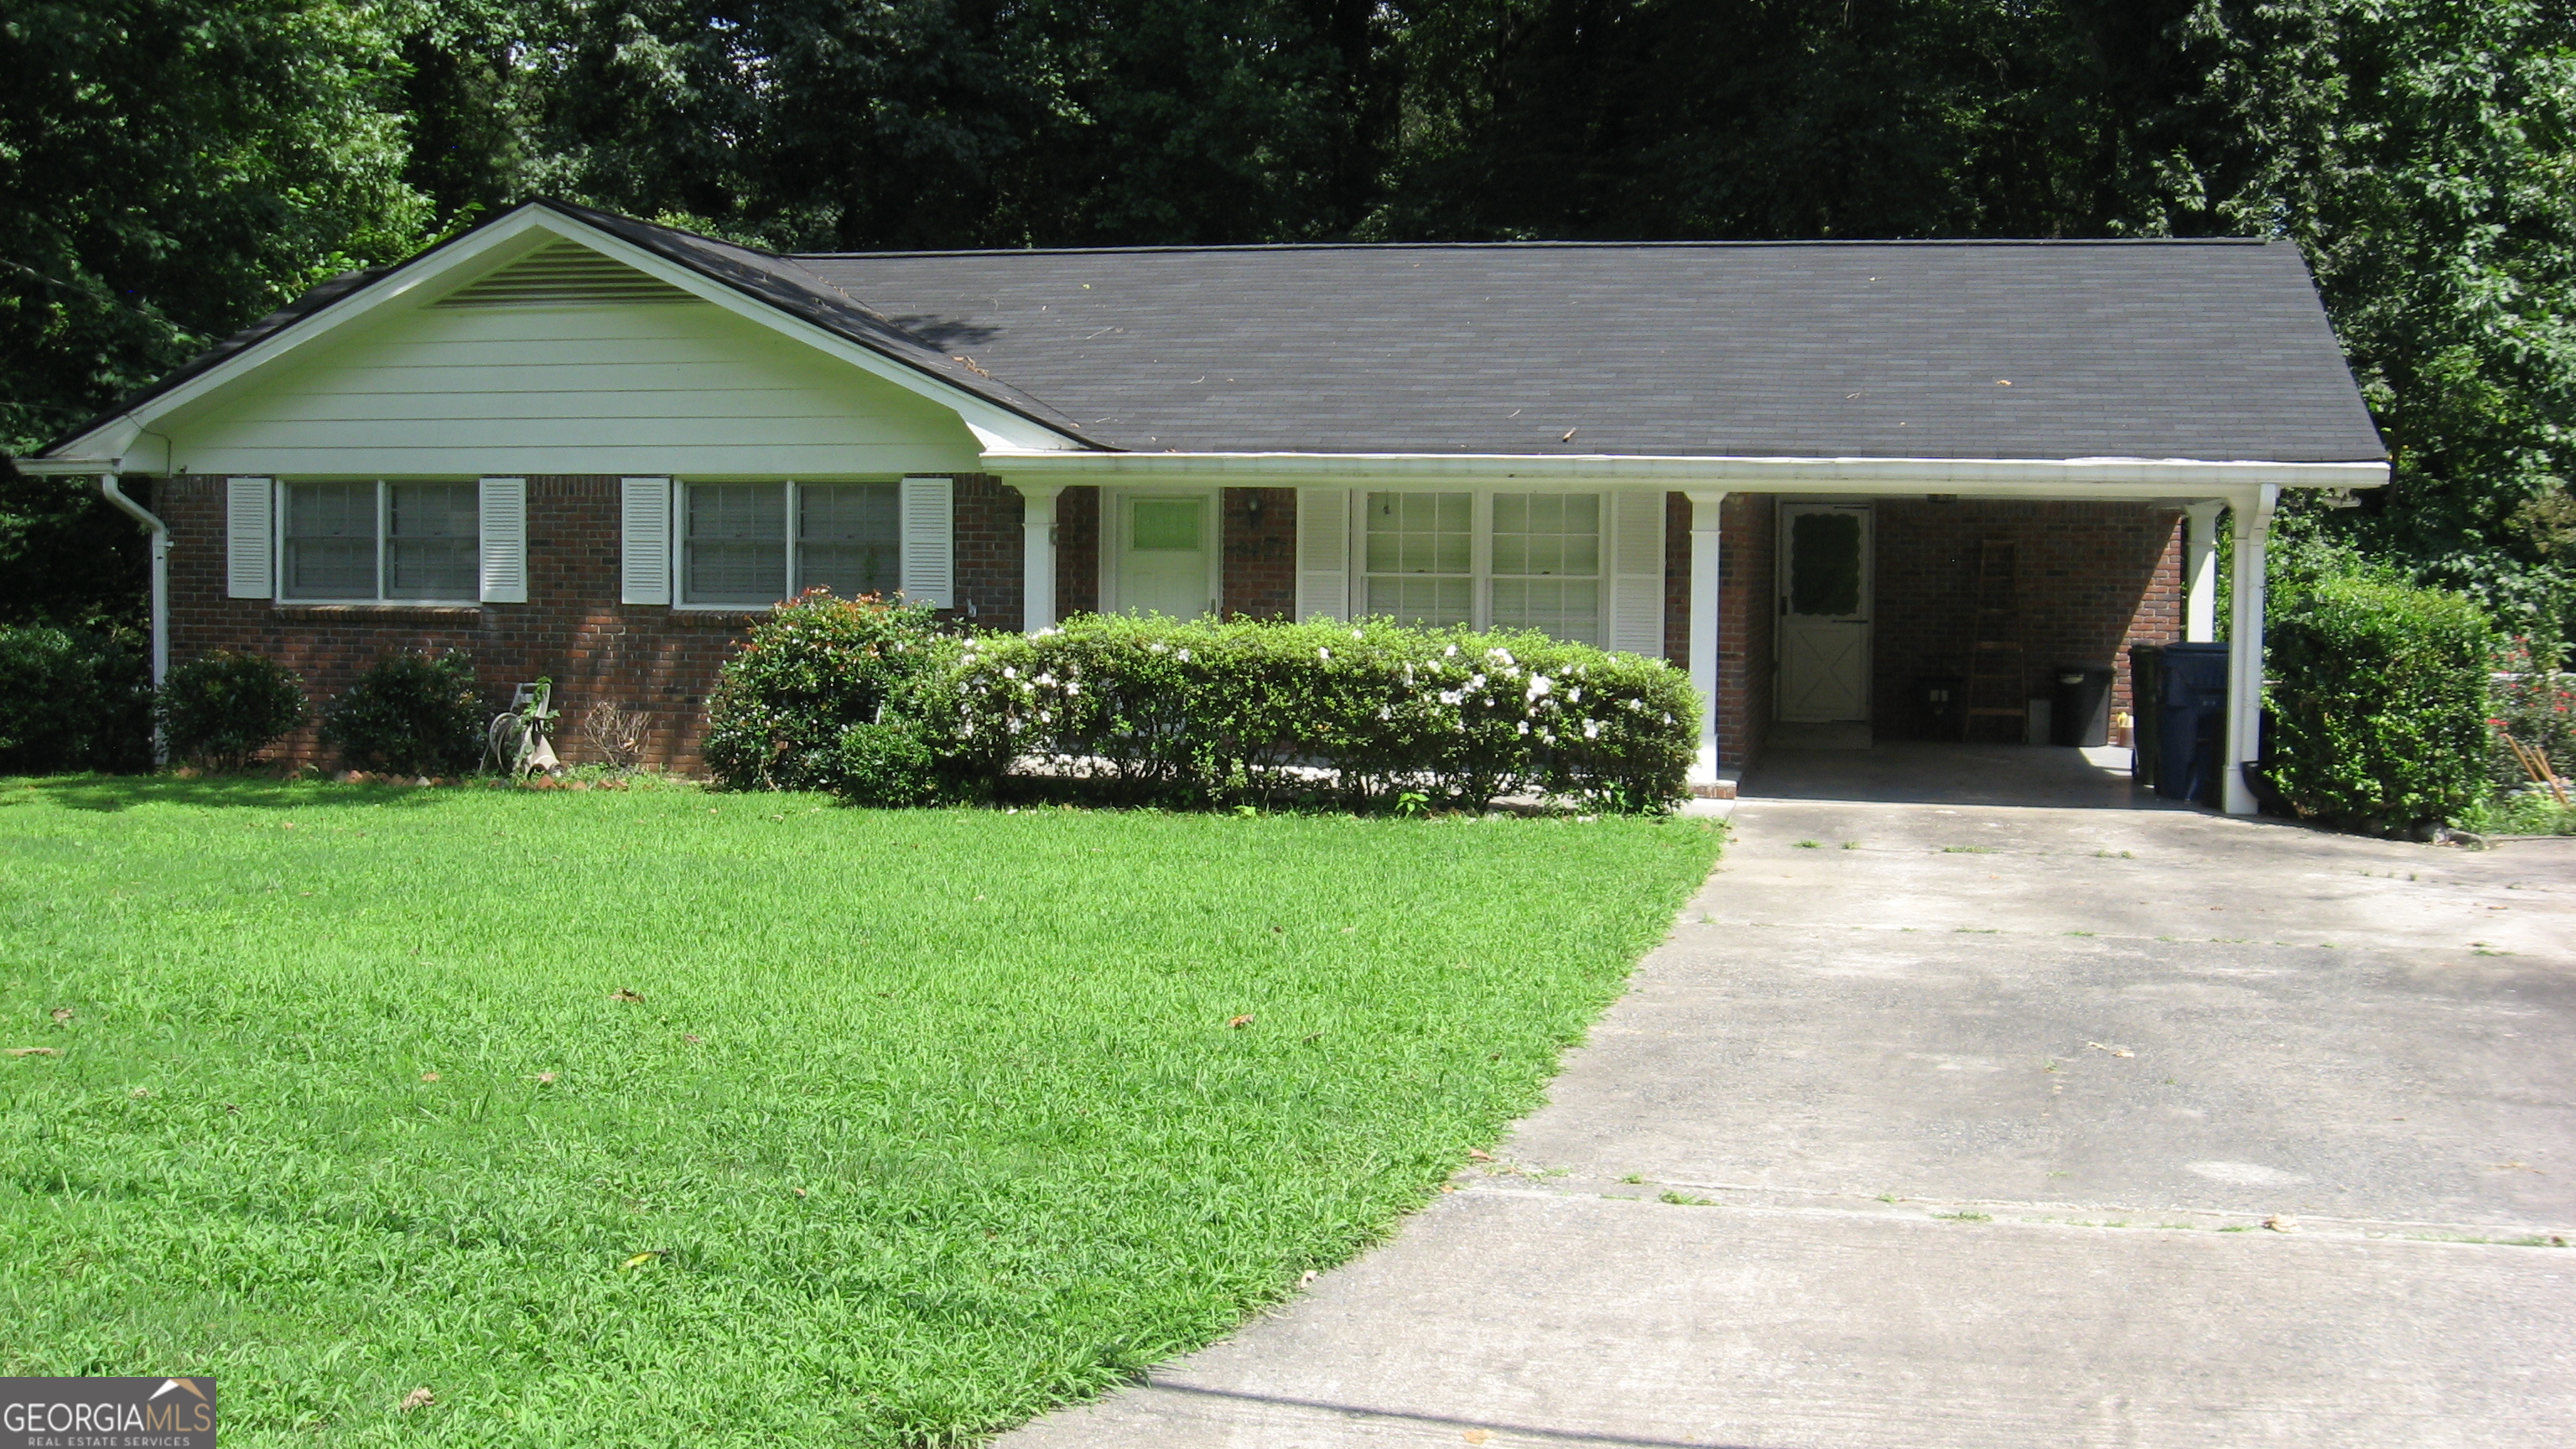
[{"left": 1005, "top": 746, "right": 2576, "bottom": 1448}]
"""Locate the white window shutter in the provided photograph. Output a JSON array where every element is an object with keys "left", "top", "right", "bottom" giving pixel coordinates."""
[
  {"left": 1607, "top": 490, "right": 1666, "bottom": 657},
  {"left": 226, "top": 477, "right": 273, "bottom": 599},
  {"left": 621, "top": 476, "right": 672, "bottom": 605},
  {"left": 899, "top": 475, "right": 955, "bottom": 608},
  {"left": 479, "top": 476, "right": 528, "bottom": 603},
  {"left": 1295, "top": 487, "right": 1350, "bottom": 621}
]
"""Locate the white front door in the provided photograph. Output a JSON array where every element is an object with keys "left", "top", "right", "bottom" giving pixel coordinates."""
[
  {"left": 1113, "top": 491, "right": 1216, "bottom": 619},
  {"left": 1777, "top": 502, "right": 1872, "bottom": 723}
]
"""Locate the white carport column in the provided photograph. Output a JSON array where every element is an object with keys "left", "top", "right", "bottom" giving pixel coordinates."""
[
  {"left": 2184, "top": 501, "right": 2224, "bottom": 641},
  {"left": 1685, "top": 491, "right": 1728, "bottom": 789},
  {"left": 1013, "top": 483, "right": 1064, "bottom": 632},
  {"left": 2221, "top": 486, "right": 2280, "bottom": 816}
]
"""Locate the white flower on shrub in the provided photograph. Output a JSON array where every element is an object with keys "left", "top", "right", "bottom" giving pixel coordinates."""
[
  {"left": 1526, "top": 674, "right": 1553, "bottom": 701},
  {"left": 1002, "top": 666, "right": 1018, "bottom": 680},
  {"left": 1438, "top": 691, "right": 1462, "bottom": 706},
  {"left": 1177, "top": 649, "right": 1192, "bottom": 662},
  {"left": 1488, "top": 647, "right": 1515, "bottom": 666},
  {"left": 1444, "top": 644, "right": 1459, "bottom": 657},
  {"left": 1377, "top": 705, "right": 1393, "bottom": 721},
  {"left": 1317, "top": 647, "right": 1331, "bottom": 662},
  {"left": 1516, "top": 720, "right": 1530, "bottom": 735}
]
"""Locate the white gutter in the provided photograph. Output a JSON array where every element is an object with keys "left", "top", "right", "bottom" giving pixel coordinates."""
[
  {"left": 98, "top": 475, "right": 169, "bottom": 765},
  {"left": 979, "top": 449, "right": 2388, "bottom": 496}
]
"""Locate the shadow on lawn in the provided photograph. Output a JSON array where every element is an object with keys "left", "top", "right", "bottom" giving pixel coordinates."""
[{"left": 3, "top": 774, "right": 455, "bottom": 813}]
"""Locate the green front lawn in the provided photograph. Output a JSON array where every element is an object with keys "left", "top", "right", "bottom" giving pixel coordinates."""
[{"left": 0, "top": 779, "right": 1719, "bottom": 1445}]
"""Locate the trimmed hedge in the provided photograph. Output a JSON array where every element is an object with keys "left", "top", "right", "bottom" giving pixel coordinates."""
[
  {"left": 926, "top": 614, "right": 1695, "bottom": 810},
  {"left": 2266, "top": 569, "right": 2495, "bottom": 832},
  {"left": 0, "top": 626, "right": 153, "bottom": 775},
  {"left": 161, "top": 650, "right": 308, "bottom": 771},
  {"left": 321, "top": 651, "right": 488, "bottom": 776},
  {"left": 703, "top": 592, "right": 955, "bottom": 793}
]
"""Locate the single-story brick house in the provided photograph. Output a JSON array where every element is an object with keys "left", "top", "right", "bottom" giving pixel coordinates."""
[{"left": 21, "top": 200, "right": 2387, "bottom": 810}]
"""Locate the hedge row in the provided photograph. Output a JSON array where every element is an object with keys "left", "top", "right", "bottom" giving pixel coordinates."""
[
  {"left": 704, "top": 596, "right": 1698, "bottom": 811},
  {"left": 2265, "top": 566, "right": 2496, "bottom": 833}
]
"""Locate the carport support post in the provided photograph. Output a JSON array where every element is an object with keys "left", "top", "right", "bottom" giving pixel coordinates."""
[
  {"left": 1014, "top": 483, "right": 1063, "bottom": 633},
  {"left": 2221, "top": 486, "right": 2279, "bottom": 816},
  {"left": 2184, "top": 501, "right": 2224, "bottom": 642},
  {"left": 1685, "top": 490, "right": 1728, "bottom": 790}
]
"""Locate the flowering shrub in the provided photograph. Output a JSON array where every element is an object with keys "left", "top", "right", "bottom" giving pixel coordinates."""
[
  {"left": 703, "top": 592, "right": 958, "bottom": 793},
  {"left": 917, "top": 613, "right": 1695, "bottom": 811},
  {"left": 2265, "top": 569, "right": 2494, "bottom": 831}
]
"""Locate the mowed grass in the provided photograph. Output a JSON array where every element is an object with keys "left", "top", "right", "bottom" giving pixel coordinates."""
[{"left": 0, "top": 777, "right": 1720, "bottom": 1446}]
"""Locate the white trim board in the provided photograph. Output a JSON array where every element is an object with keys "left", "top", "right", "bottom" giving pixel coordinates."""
[{"left": 979, "top": 449, "right": 2386, "bottom": 499}]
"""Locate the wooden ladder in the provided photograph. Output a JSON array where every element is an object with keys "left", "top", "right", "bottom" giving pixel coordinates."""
[{"left": 1962, "top": 540, "right": 2027, "bottom": 741}]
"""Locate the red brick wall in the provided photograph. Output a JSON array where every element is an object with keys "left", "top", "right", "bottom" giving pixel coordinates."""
[
  {"left": 1869, "top": 499, "right": 2182, "bottom": 740},
  {"left": 1056, "top": 486, "right": 1101, "bottom": 620},
  {"left": 156, "top": 472, "right": 1021, "bottom": 772},
  {"left": 1223, "top": 487, "right": 1296, "bottom": 620}
]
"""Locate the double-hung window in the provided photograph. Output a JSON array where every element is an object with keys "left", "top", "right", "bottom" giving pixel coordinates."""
[
  {"left": 1361, "top": 490, "right": 1603, "bottom": 645},
  {"left": 281, "top": 481, "right": 480, "bottom": 602},
  {"left": 680, "top": 480, "right": 901, "bottom": 606}
]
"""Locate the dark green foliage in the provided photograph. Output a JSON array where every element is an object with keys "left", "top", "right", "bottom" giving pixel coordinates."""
[
  {"left": 320, "top": 651, "right": 486, "bottom": 776},
  {"left": 818, "top": 719, "right": 955, "bottom": 808},
  {"left": 2266, "top": 563, "right": 2496, "bottom": 832},
  {"left": 926, "top": 614, "right": 1696, "bottom": 811},
  {"left": 703, "top": 592, "right": 957, "bottom": 792},
  {"left": 0, "top": 626, "right": 152, "bottom": 774},
  {"left": 158, "top": 649, "right": 308, "bottom": 771}
]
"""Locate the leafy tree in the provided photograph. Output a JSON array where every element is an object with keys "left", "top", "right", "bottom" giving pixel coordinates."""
[{"left": 0, "top": 0, "right": 432, "bottom": 623}]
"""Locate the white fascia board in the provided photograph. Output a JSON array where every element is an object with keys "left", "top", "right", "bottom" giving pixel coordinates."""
[
  {"left": 33, "top": 205, "right": 1085, "bottom": 468},
  {"left": 978, "top": 449, "right": 2388, "bottom": 499}
]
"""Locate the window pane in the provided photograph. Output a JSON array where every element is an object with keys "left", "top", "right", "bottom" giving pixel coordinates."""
[
  {"left": 1492, "top": 492, "right": 1599, "bottom": 578},
  {"left": 797, "top": 483, "right": 900, "bottom": 598},
  {"left": 685, "top": 483, "right": 787, "bottom": 605},
  {"left": 1492, "top": 579, "right": 1601, "bottom": 645},
  {"left": 387, "top": 483, "right": 480, "bottom": 600},
  {"left": 1131, "top": 498, "right": 1202, "bottom": 550},
  {"left": 282, "top": 482, "right": 377, "bottom": 599},
  {"left": 1364, "top": 491, "right": 1472, "bottom": 576},
  {"left": 1365, "top": 576, "right": 1472, "bottom": 628},
  {"left": 1788, "top": 510, "right": 1863, "bottom": 616}
]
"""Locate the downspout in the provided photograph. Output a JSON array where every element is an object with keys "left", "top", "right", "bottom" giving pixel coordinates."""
[{"left": 99, "top": 474, "right": 169, "bottom": 766}]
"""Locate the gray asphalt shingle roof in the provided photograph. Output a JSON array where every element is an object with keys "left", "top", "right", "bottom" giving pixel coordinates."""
[
  {"left": 801, "top": 238, "right": 2385, "bottom": 462},
  {"left": 39, "top": 201, "right": 2386, "bottom": 466}
]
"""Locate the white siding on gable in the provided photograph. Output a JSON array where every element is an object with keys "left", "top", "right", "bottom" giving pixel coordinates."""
[{"left": 164, "top": 297, "right": 986, "bottom": 478}]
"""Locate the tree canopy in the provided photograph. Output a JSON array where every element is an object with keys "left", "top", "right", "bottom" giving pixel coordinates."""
[{"left": 4, "top": 0, "right": 2571, "bottom": 631}]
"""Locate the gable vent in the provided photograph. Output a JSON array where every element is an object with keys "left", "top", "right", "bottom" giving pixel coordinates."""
[{"left": 432, "top": 241, "right": 704, "bottom": 308}]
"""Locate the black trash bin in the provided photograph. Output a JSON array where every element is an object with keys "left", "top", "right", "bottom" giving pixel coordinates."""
[
  {"left": 2128, "top": 644, "right": 2161, "bottom": 790},
  {"left": 2154, "top": 642, "right": 2231, "bottom": 804},
  {"left": 1914, "top": 674, "right": 1965, "bottom": 740},
  {"left": 2049, "top": 663, "right": 2116, "bottom": 747}
]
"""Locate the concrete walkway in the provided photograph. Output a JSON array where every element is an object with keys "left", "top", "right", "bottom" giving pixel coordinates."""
[{"left": 1005, "top": 750, "right": 2576, "bottom": 1448}]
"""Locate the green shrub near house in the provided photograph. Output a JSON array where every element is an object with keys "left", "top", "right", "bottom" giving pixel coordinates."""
[
  {"left": 319, "top": 650, "right": 487, "bottom": 776},
  {"left": 0, "top": 626, "right": 152, "bottom": 774},
  {"left": 704, "top": 598, "right": 1698, "bottom": 812},
  {"left": 158, "top": 649, "right": 309, "bottom": 771},
  {"left": 2265, "top": 564, "right": 2496, "bottom": 833}
]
